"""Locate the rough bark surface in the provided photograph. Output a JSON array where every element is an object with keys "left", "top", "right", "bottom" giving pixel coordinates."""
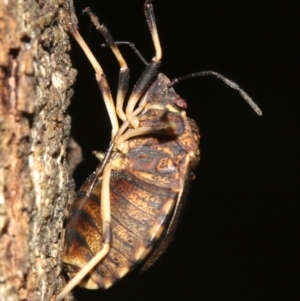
[{"left": 0, "top": 0, "right": 77, "bottom": 300}]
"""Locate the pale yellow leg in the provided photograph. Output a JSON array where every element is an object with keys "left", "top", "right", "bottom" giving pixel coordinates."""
[
  {"left": 64, "top": 4, "right": 119, "bottom": 136},
  {"left": 83, "top": 7, "right": 129, "bottom": 122},
  {"left": 55, "top": 163, "right": 113, "bottom": 301},
  {"left": 55, "top": 245, "right": 110, "bottom": 301}
]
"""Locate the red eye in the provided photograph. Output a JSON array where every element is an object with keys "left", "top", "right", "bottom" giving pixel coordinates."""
[{"left": 173, "top": 97, "right": 187, "bottom": 109}]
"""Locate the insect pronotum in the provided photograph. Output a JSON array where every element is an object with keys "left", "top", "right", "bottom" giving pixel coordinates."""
[{"left": 56, "top": 1, "right": 262, "bottom": 300}]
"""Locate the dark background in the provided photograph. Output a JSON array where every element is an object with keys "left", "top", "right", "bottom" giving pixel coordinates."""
[{"left": 66, "top": 0, "right": 299, "bottom": 300}]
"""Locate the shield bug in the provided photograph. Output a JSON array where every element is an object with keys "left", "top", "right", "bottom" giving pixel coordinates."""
[{"left": 56, "top": 1, "right": 262, "bottom": 300}]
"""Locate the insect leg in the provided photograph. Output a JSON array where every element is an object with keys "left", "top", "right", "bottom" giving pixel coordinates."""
[
  {"left": 115, "top": 110, "right": 177, "bottom": 149},
  {"left": 102, "top": 41, "right": 149, "bottom": 66},
  {"left": 63, "top": 1, "right": 119, "bottom": 136},
  {"left": 55, "top": 162, "right": 113, "bottom": 301},
  {"left": 125, "top": 0, "right": 162, "bottom": 128},
  {"left": 83, "top": 7, "right": 129, "bottom": 122},
  {"left": 87, "top": 141, "right": 115, "bottom": 196}
]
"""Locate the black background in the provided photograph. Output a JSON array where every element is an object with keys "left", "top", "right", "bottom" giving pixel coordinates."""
[{"left": 66, "top": 0, "right": 299, "bottom": 300}]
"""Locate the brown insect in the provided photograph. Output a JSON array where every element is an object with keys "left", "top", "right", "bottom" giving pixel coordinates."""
[{"left": 56, "top": 1, "right": 262, "bottom": 300}]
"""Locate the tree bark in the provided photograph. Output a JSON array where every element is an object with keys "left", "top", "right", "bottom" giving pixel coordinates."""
[{"left": 0, "top": 0, "right": 77, "bottom": 300}]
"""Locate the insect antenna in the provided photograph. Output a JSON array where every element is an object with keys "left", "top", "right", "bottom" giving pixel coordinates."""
[{"left": 167, "top": 71, "right": 262, "bottom": 116}]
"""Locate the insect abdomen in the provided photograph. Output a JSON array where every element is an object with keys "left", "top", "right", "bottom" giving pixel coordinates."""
[{"left": 63, "top": 146, "right": 182, "bottom": 289}]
